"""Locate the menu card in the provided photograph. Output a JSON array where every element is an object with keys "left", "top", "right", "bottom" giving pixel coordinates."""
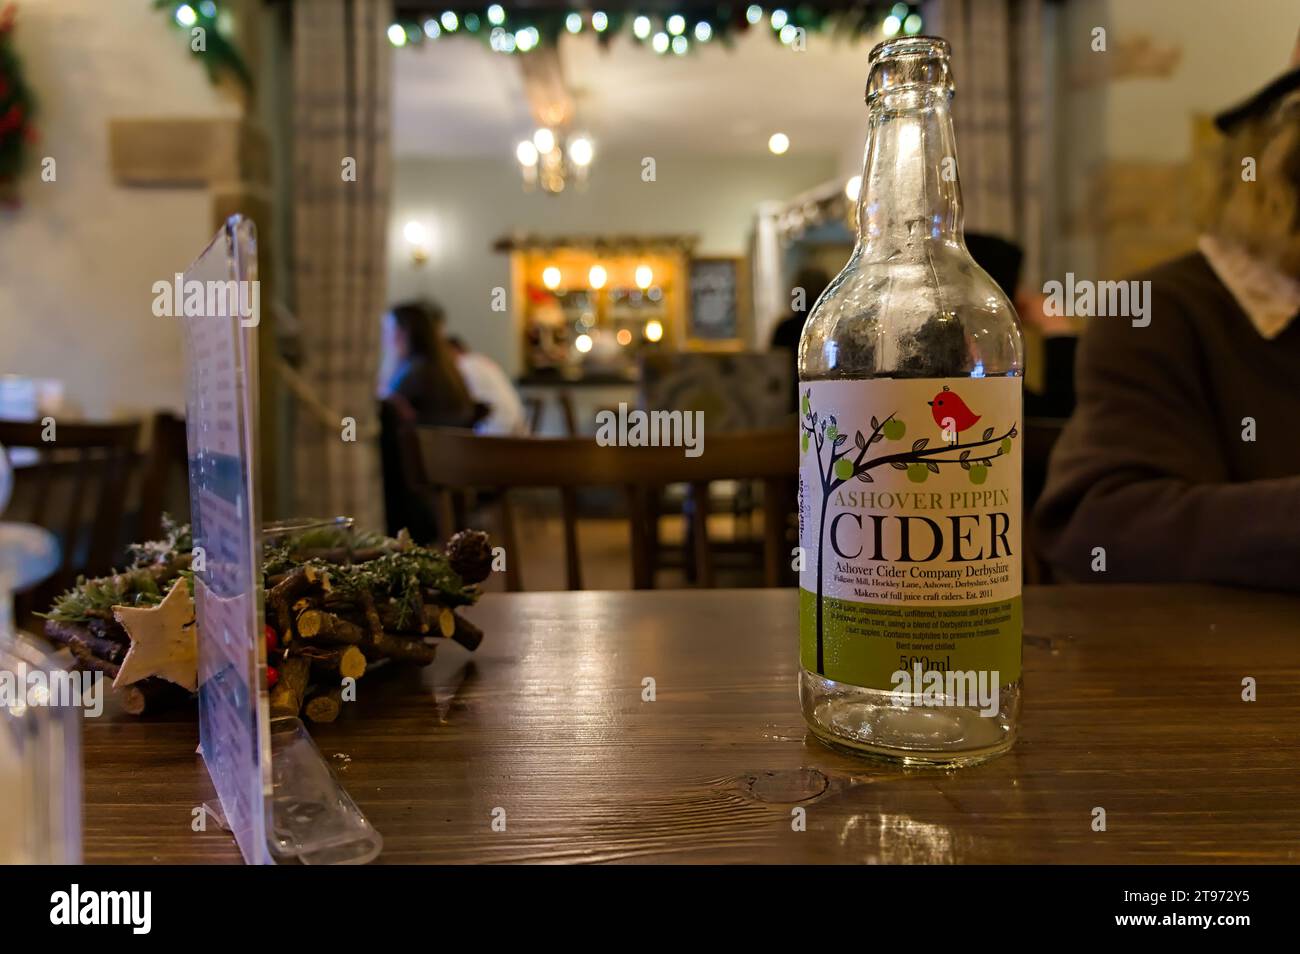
[{"left": 180, "top": 215, "right": 272, "bottom": 864}]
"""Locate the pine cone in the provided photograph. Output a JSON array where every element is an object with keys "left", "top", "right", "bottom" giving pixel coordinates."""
[{"left": 446, "top": 530, "right": 493, "bottom": 584}]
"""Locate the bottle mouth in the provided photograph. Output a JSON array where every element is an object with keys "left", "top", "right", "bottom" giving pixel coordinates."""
[
  {"left": 866, "top": 35, "right": 954, "bottom": 102},
  {"left": 868, "top": 35, "right": 951, "bottom": 63}
]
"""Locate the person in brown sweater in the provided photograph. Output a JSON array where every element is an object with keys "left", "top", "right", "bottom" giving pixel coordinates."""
[{"left": 1034, "top": 57, "right": 1300, "bottom": 591}]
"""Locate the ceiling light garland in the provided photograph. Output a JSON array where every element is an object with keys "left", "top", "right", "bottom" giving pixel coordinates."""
[{"left": 387, "top": 3, "right": 923, "bottom": 54}]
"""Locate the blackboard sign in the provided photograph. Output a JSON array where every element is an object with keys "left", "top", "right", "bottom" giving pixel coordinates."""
[{"left": 688, "top": 257, "right": 747, "bottom": 346}]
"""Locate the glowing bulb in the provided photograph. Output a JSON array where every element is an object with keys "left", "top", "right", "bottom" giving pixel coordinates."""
[
  {"left": 652, "top": 32, "right": 670, "bottom": 53},
  {"left": 845, "top": 175, "right": 862, "bottom": 201},
  {"left": 780, "top": 24, "right": 798, "bottom": 44},
  {"left": 592, "top": 12, "right": 609, "bottom": 31},
  {"left": 633, "top": 16, "right": 651, "bottom": 39},
  {"left": 672, "top": 35, "right": 688, "bottom": 54},
  {"left": 768, "top": 132, "right": 790, "bottom": 155},
  {"left": 904, "top": 13, "right": 923, "bottom": 34},
  {"left": 746, "top": 5, "right": 763, "bottom": 25},
  {"left": 440, "top": 11, "right": 458, "bottom": 31},
  {"left": 532, "top": 127, "right": 556, "bottom": 154},
  {"left": 667, "top": 14, "right": 686, "bottom": 35},
  {"left": 198, "top": 0, "right": 216, "bottom": 16},
  {"left": 882, "top": 15, "right": 901, "bottom": 37},
  {"left": 568, "top": 136, "right": 594, "bottom": 167},
  {"left": 645, "top": 319, "right": 664, "bottom": 342},
  {"left": 695, "top": 22, "right": 712, "bottom": 42},
  {"left": 892, "top": 3, "right": 908, "bottom": 16},
  {"left": 635, "top": 264, "right": 654, "bottom": 289},
  {"left": 493, "top": 29, "right": 517, "bottom": 53},
  {"left": 487, "top": 5, "right": 505, "bottom": 26},
  {"left": 566, "top": 13, "right": 582, "bottom": 33},
  {"left": 387, "top": 23, "right": 407, "bottom": 46},
  {"left": 616, "top": 328, "right": 633, "bottom": 346},
  {"left": 588, "top": 265, "right": 608, "bottom": 289},
  {"left": 542, "top": 266, "right": 562, "bottom": 290},
  {"left": 516, "top": 140, "right": 539, "bottom": 166},
  {"left": 403, "top": 221, "right": 429, "bottom": 246},
  {"left": 516, "top": 27, "right": 538, "bottom": 51},
  {"left": 575, "top": 333, "right": 594, "bottom": 353},
  {"left": 770, "top": 9, "right": 788, "bottom": 30},
  {"left": 175, "top": 4, "right": 198, "bottom": 27},
  {"left": 423, "top": 19, "right": 441, "bottom": 39}
]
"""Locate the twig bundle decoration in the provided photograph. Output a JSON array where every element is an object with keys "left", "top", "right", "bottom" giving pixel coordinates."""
[{"left": 40, "top": 518, "right": 493, "bottom": 721}]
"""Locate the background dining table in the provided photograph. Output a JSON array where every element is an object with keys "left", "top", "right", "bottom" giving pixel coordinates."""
[{"left": 79, "top": 584, "right": 1300, "bottom": 864}]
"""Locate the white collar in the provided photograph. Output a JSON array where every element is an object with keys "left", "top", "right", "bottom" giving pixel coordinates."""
[{"left": 1198, "top": 235, "right": 1300, "bottom": 339}]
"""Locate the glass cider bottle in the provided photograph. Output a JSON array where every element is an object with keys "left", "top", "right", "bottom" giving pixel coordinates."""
[{"left": 797, "top": 37, "right": 1024, "bottom": 765}]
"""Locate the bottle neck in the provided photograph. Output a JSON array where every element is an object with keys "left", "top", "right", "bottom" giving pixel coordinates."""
[{"left": 855, "top": 87, "right": 965, "bottom": 259}]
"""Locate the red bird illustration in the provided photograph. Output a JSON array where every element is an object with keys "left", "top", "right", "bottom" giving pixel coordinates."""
[{"left": 928, "top": 386, "right": 980, "bottom": 444}]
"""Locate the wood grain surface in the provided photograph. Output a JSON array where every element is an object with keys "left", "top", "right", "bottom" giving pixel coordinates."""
[{"left": 81, "top": 585, "right": 1300, "bottom": 864}]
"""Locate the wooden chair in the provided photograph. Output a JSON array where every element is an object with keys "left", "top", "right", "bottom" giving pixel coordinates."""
[
  {"left": 1, "top": 419, "right": 141, "bottom": 619},
  {"left": 136, "top": 411, "right": 191, "bottom": 542},
  {"left": 523, "top": 396, "right": 545, "bottom": 435},
  {"left": 402, "top": 426, "right": 797, "bottom": 591}
]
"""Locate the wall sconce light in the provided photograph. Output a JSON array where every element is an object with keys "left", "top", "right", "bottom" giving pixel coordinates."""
[{"left": 403, "top": 220, "right": 431, "bottom": 265}]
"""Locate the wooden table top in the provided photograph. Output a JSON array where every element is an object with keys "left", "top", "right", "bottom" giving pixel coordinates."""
[{"left": 82, "top": 584, "right": 1300, "bottom": 864}]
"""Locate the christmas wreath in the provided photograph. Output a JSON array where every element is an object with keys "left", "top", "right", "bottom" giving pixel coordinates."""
[
  {"left": 41, "top": 518, "right": 495, "bottom": 720},
  {"left": 0, "top": 2, "right": 37, "bottom": 205}
]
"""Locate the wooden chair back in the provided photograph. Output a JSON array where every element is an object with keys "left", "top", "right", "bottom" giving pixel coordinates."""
[
  {"left": 1, "top": 419, "right": 141, "bottom": 614},
  {"left": 137, "top": 411, "right": 191, "bottom": 542},
  {"left": 403, "top": 426, "right": 797, "bottom": 590}
]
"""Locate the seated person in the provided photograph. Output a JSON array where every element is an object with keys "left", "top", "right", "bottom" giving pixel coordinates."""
[
  {"left": 377, "top": 300, "right": 477, "bottom": 541},
  {"left": 448, "top": 336, "right": 527, "bottom": 436},
  {"left": 378, "top": 300, "right": 477, "bottom": 427},
  {"left": 1018, "top": 291, "right": 1080, "bottom": 420},
  {"left": 1033, "top": 56, "right": 1300, "bottom": 591},
  {"left": 771, "top": 266, "right": 831, "bottom": 409}
]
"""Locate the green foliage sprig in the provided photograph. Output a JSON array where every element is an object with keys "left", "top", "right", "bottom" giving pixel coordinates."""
[{"left": 44, "top": 518, "right": 476, "bottom": 625}]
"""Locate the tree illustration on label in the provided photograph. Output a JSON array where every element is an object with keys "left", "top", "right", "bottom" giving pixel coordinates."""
[{"left": 800, "top": 388, "right": 1018, "bottom": 675}]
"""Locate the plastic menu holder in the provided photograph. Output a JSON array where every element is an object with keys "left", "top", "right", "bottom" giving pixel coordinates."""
[
  {"left": 0, "top": 602, "right": 81, "bottom": 865},
  {"left": 181, "top": 215, "right": 381, "bottom": 865}
]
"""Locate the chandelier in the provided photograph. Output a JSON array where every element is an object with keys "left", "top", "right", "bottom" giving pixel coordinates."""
[{"left": 514, "top": 126, "right": 594, "bottom": 194}]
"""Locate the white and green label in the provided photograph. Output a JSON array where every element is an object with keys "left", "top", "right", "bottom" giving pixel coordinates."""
[{"left": 798, "top": 377, "right": 1023, "bottom": 689}]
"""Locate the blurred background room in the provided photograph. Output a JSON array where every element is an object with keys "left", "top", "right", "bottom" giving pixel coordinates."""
[{"left": 1, "top": 0, "right": 1297, "bottom": 604}]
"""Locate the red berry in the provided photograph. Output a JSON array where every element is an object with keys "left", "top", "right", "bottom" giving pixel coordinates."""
[
  {"left": 266, "top": 665, "right": 279, "bottom": 689},
  {"left": 264, "top": 624, "right": 278, "bottom": 651}
]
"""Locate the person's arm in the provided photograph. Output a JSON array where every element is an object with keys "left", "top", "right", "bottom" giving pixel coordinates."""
[{"left": 1032, "top": 286, "right": 1300, "bottom": 590}]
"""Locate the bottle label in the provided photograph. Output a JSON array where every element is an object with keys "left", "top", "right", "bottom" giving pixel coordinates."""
[{"left": 798, "top": 377, "right": 1022, "bottom": 690}]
